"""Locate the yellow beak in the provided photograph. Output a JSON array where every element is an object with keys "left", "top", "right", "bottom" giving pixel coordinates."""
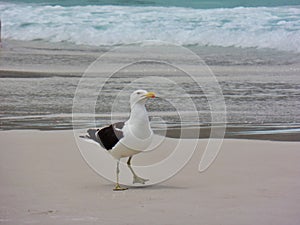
[{"left": 145, "top": 92, "right": 156, "bottom": 98}]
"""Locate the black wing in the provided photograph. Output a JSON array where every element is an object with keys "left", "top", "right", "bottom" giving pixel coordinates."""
[{"left": 87, "top": 122, "right": 124, "bottom": 150}]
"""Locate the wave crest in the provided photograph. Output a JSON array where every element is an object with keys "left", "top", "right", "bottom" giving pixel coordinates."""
[{"left": 1, "top": 3, "right": 300, "bottom": 52}]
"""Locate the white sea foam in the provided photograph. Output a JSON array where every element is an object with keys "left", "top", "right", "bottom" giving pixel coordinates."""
[{"left": 0, "top": 2, "right": 300, "bottom": 52}]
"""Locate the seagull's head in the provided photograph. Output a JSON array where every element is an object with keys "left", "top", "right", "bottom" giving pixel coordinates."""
[{"left": 130, "top": 89, "right": 156, "bottom": 107}]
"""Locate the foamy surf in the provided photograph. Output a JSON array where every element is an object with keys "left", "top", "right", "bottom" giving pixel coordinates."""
[{"left": 1, "top": 2, "right": 300, "bottom": 52}]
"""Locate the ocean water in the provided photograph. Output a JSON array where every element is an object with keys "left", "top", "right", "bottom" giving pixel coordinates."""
[
  {"left": 0, "top": 0, "right": 300, "bottom": 138},
  {"left": 4, "top": 0, "right": 300, "bottom": 8},
  {"left": 0, "top": 0, "right": 300, "bottom": 52},
  {"left": 0, "top": 42, "right": 300, "bottom": 135}
]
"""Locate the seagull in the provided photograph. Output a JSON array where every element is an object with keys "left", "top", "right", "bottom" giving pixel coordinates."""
[{"left": 81, "top": 90, "right": 156, "bottom": 191}]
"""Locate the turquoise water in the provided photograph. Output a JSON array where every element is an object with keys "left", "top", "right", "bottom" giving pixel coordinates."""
[
  {"left": 4, "top": 0, "right": 300, "bottom": 8},
  {"left": 1, "top": 0, "right": 300, "bottom": 51}
]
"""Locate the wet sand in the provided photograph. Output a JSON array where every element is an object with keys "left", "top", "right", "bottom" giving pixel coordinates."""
[{"left": 1, "top": 39, "right": 300, "bottom": 135}]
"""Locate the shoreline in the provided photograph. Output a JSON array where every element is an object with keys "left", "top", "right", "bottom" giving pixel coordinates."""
[
  {"left": 1, "top": 39, "right": 299, "bottom": 79},
  {"left": 1, "top": 125, "right": 299, "bottom": 142},
  {"left": 1, "top": 39, "right": 300, "bottom": 142},
  {"left": 2, "top": 39, "right": 300, "bottom": 67}
]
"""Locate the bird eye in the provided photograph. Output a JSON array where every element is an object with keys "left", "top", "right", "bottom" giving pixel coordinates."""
[{"left": 136, "top": 92, "right": 141, "bottom": 95}]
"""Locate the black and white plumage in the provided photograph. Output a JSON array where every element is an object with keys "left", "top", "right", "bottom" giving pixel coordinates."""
[
  {"left": 82, "top": 90, "right": 156, "bottom": 191},
  {"left": 87, "top": 122, "right": 124, "bottom": 151}
]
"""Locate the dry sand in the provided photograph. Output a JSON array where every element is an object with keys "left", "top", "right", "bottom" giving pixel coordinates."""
[{"left": 1, "top": 130, "right": 300, "bottom": 225}]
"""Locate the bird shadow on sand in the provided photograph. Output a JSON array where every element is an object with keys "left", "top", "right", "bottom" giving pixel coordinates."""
[
  {"left": 82, "top": 182, "right": 188, "bottom": 191},
  {"left": 102, "top": 183, "right": 188, "bottom": 191},
  {"left": 131, "top": 184, "right": 188, "bottom": 190}
]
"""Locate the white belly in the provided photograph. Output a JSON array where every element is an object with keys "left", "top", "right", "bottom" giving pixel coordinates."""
[
  {"left": 109, "top": 131, "right": 154, "bottom": 159},
  {"left": 109, "top": 142, "right": 141, "bottom": 159}
]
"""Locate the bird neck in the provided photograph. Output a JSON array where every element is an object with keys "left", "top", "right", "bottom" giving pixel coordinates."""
[
  {"left": 129, "top": 102, "right": 149, "bottom": 125},
  {"left": 127, "top": 102, "right": 153, "bottom": 139}
]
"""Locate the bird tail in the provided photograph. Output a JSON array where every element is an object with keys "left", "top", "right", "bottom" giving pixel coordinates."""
[{"left": 79, "top": 129, "right": 102, "bottom": 146}]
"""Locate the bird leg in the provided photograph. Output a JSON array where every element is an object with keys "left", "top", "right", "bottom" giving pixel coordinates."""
[
  {"left": 113, "top": 160, "right": 128, "bottom": 191},
  {"left": 127, "top": 156, "right": 149, "bottom": 184}
]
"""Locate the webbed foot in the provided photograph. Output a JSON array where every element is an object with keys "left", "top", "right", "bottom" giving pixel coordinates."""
[
  {"left": 113, "top": 183, "right": 128, "bottom": 191},
  {"left": 133, "top": 176, "right": 149, "bottom": 184}
]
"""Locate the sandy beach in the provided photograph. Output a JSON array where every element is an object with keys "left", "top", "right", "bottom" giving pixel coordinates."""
[
  {"left": 1, "top": 1, "right": 300, "bottom": 224},
  {"left": 1, "top": 130, "right": 300, "bottom": 225}
]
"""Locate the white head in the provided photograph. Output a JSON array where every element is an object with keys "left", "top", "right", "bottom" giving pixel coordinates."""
[{"left": 130, "top": 89, "right": 156, "bottom": 108}]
